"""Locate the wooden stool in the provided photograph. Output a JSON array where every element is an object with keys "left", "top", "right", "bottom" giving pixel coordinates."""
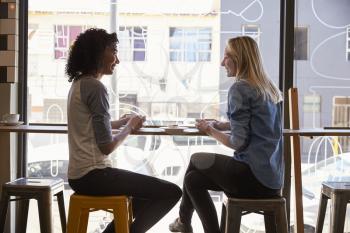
[
  {"left": 221, "top": 197, "right": 288, "bottom": 233},
  {"left": 0, "top": 177, "right": 66, "bottom": 233},
  {"left": 315, "top": 181, "right": 350, "bottom": 233},
  {"left": 66, "top": 194, "right": 132, "bottom": 233}
]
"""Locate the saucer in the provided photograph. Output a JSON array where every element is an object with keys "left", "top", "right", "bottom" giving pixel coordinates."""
[
  {"left": 183, "top": 128, "right": 200, "bottom": 134},
  {"left": 138, "top": 127, "right": 165, "bottom": 133},
  {"left": 160, "top": 126, "right": 187, "bottom": 134},
  {"left": 0, "top": 121, "right": 24, "bottom": 126}
]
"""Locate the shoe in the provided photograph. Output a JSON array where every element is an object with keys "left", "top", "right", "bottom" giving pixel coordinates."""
[{"left": 169, "top": 217, "right": 193, "bottom": 233}]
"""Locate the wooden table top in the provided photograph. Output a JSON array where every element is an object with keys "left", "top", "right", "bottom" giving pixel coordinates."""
[
  {"left": 2, "top": 124, "right": 350, "bottom": 137},
  {"left": 0, "top": 124, "right": 212, "bottom": 136},
  {"left": 283, "top": 128, "right": 350, "bottom": 136}
]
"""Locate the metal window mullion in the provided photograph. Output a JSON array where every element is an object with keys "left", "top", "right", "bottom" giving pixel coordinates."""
[
  {"left": 131, "top": 27, "right": 135, "bottom": 60},
  {"left": 347, "top": 27, "right": 350, "bottom": 60},
  {"left": 181, "top": 29, "right": 185, "bottom": 62}
]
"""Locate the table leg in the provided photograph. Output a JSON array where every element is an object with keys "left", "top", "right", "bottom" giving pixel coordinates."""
[{"left": 291, "top": 135, "right": 304, "bottom": 233}]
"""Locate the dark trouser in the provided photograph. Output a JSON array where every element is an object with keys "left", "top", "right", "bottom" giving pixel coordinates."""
[
  {"left": 179, "top": 153, "right": 280, "bottom": 233},
  {"left": 68, "top": 167, "right": 182, "bottom": 233}
]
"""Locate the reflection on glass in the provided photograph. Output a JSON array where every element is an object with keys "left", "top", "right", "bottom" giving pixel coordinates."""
[
  {"left": 295, "top": 0, "right": 350, "bottom": 232},
  {"left": 27, "top": 0, "right": 281, "bottom": 232}
]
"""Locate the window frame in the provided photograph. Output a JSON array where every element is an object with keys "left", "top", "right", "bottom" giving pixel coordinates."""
[
  {"left": 18, "top": 0, "right": 294, "bottom": 229},
  {"left": 53, "top": 25, "right": 92, "bottom": 60},
  {"left": 169, "top": 27, "right": 212, "bottom": 62},
  {"left": 346, "top": 27, "right": 350, "bottom": 61},
  {"left": 118, "top": 26, "right": 148, "bottom": 62},
  {"left": 241, "top": 24, "right": 261, "bottom": 46}
]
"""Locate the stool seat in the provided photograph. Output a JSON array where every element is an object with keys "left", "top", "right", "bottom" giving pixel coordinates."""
[
  {"left": 67, "top": 194, "right": 132, "bottom": 233},
  {"left": 3, "top": 177, "right": 64, "bottom": 190},
  {"left": 0, "top": 177, "right": 66, "bottom": 233},
  {"left": 221, "top": 196, "right": 288, "bottom": 233},
  {"left": 316, "top": 181, "right": 350, "bottom": 233}
]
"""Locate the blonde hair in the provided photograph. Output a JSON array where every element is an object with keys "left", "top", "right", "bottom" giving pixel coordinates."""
[{"left": 226, "top": 36, "right": 282, "bottom": 103}]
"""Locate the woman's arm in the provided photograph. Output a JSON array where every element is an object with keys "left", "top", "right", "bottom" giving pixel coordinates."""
[
  {"left": 98, "top": 125, "right": 132, "bottom": 155},
  {"left": 111, "top": 118, "right": 128, "bottom": 129},
  {"left": 197, "top": 82, "right": 251, "bottom": 151},
  {"left": 208, "top": 126, "right": 234, "bottom": 149},
  {"left": 213, "top": 121, "right": 231, "bottom": 131},
  {"left": 111, "top": 114, "right": 135, "bottom": 129},
  {"left": 196, "top": 120, "right": 235, "bottom": 149},
  {"left": 99, "top": 115, "right": 145, "bottom": 155}
]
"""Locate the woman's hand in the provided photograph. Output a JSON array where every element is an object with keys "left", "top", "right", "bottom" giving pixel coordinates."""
[
  {"left": 100, "top": 114, "right": 145, "bottom": 155},
  {"left": 119, "top": 113, "right": 134, "bottom": 124},
  {"left": 195, "top": 119, "right": 215, "bottom": 135},
  {"left": 126, "top": 115, "right": 146, "bottom": 132},
  {"left": 111, "top": 113, "right": 135, "bottom": 129}
]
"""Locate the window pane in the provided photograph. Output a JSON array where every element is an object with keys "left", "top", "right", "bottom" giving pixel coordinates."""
[
  {"left": 198, "top": 42, "right": 210, "bottom": 50},
  {"left": 294, "top": 27, "right": 308, "bottom": 60},
  {"left": 169, "top": 27, "right": 211, "bottom": 62},
  {"left": 295, "top": 0, "right": 350, "bottom": 231},
  {"left": 133, "top": 51, "right": 145, "bottom": 61},
  {"left": 118, "top": 26, "right": 147, "bottom": 61},
  {"left": 134, "top": 39, "right": 145, "bottom": 49},
  {"left": 133, "top": 27, "right": 144, "bottom": 37},
  {"left": 198, "top": 52, "right": 210, "bottom": 61},
  {"left": 28, "top": 1, "right": 281, "bottom": 232},
  {"left": 170, "top": 51, "right": 182, "bottom": 61},
  {"left": 242, "top": 24, "right": 260, "bottom": 45},
  {"left": 170, "top": 39, "right": 181, "bottom": 49}
]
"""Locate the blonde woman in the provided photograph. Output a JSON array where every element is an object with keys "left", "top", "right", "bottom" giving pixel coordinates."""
[{"left": 169, "top": 36, "right": 283, "bottom": 233}]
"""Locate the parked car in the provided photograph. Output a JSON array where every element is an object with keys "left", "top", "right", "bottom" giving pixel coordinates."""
[{"left": 27, "top": 141, "right": 150, "bottom": 184}]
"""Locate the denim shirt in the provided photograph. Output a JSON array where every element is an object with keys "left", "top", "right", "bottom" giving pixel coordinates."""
[{"left": 227, "top": 80, "right": 284, "bottom": 189}]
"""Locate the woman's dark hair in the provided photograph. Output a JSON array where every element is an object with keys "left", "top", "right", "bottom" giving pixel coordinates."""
[{"left": 65, "top": 28, "right": 118, "bottom": 82}]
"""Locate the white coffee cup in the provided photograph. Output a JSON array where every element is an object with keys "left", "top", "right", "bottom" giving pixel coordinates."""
[{"left": 2, "top": 113, "right": 20, "bottom": 123}]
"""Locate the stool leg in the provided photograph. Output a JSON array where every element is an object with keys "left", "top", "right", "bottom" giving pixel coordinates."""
[
  {"left": 66, "top": 199, "right": 81, "bottom": 233},
  {"left": 330, "top": 194, "right": 347, "bottom": 233},
  {"left": 315, "top": 193, "right": 328, "bottom": 233},
  {"left": 0, "top": 191, "right": 9, "bottom": 233},
  {"left": 225, "top": 205, "right": 241, "bottom": 233},
  {"left": 16, "top": 199, "right": 30, "bottom": 233},
  {"left": 113, "top": 201, "right": 129, "bottom": 233},
  {"left": 275, "top": 205, "right": 288, "bottom": 233},
  {"left": 77, "top": 208, "right": 90, "bottom": 233},
  {"left": 56, "top": 191, "right": 67, "bottom": 233},
  {"left": 220, "top": 203, "right": 226, "bottom": 233},
  {"left": 264, "top": 211, "right": 277, "bottom": 233},
  {"left": 37, "top": 191, "right": 53, "bottom": 233},
  {"left": 128, "top": 198, "right": 133, "bottom": 224}
]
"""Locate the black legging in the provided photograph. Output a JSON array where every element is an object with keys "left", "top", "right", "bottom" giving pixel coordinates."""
[
  {"left": 179, "top": 153, "right": 280, "bottom": 233},
  {"left": 68, "top": 167, "right": 182, "bottom": 233}
]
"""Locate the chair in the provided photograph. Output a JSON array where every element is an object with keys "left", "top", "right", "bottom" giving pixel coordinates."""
[
  {"left": 0, "top": 177, "right": 66, "bottom": 233},
  {"left": 221, "top": 196, "right": 288, "bottom": 233},
  {"left": 66, "top": 194, "right": 132, "bottom": 233},
  {"left": 315, "top": 181, "right": 350, "bottom": 233}
]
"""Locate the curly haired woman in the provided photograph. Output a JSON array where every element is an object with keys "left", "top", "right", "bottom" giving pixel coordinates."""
[{"left": 66, "top": 28, "right": 181, "bottom": 233}]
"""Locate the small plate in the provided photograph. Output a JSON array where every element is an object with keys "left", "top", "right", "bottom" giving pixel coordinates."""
[
  {"left": 183, "top": 128, "right": 200, "bottom": 134},
  {"left": 138, "top": 127, "right": 165, "bottom": 133},
  {"left": 160, "top": 126, "right": 187, "bottom": 134},
  {"left": 0, "top": 121, "right": 24, "bottom": 126}
]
